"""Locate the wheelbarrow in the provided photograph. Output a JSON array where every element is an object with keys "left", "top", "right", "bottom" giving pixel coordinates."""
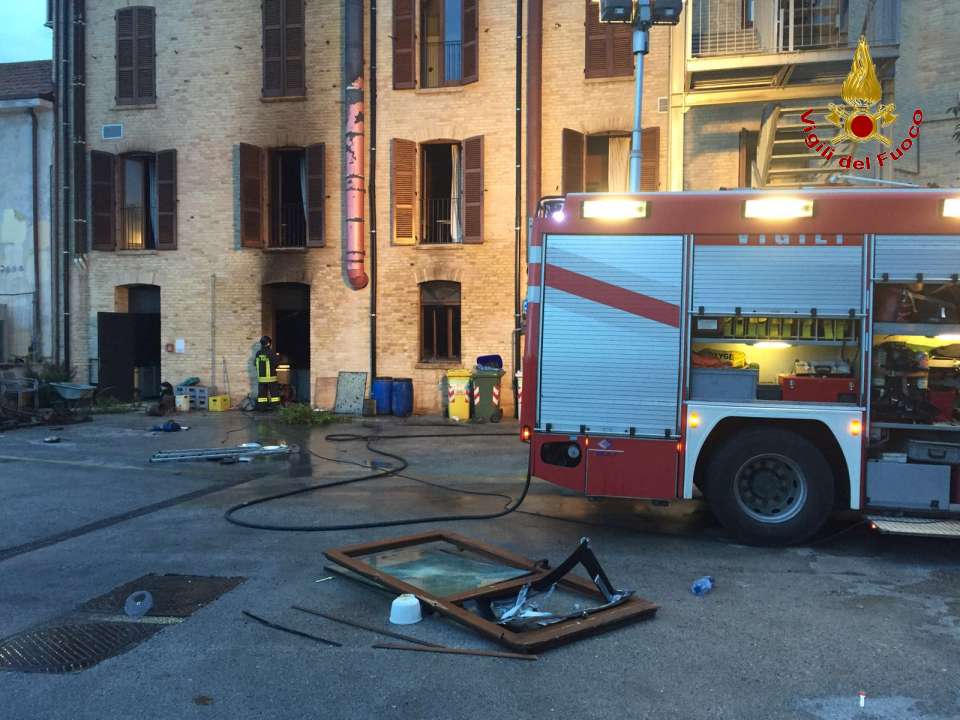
[{"left": 49, "top": 383, "right": 97, "bottom": 419}]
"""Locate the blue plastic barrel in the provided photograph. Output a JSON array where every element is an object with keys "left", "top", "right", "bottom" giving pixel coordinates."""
[
  {"left": 391, "top": 378, "right": 414, "bottom": 417},
  {"left": 372, "top": 377, "right": 394, "bottom": 415}
]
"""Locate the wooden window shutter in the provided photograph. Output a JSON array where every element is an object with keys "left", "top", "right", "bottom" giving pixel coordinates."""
[
  {"left": 136, "top": 7, "right": 156, "bottom": 102},
  {"left": 306, "top": 143, "right": 325, "bottom": 247},
  {"left": 641, "top": 127, "right": 660, "bottom": 192},
  {"left": 462, "top": 135, "right": 484, "bottom": 244},
  {"left": 284, "top": 0, "right": 306, "bottom": 96},
  {"left": 391, "top": 139, "right": 417, "bottom": 244},
  {"left": 156, "top": 149, "right": 177, "bottom": 249},
  {"left": 263, "top": 0, "right": 284, "bottom": 96},
  {"left": 610, "top": 24, "right": 634, "bottom": 77},
  {"left": 561, "top": 129, "right": 585, "bottom": 194},
  {"left": 239, "top": 143, "right": 264, "bottom": 248},
  {"left": 584, "top": 1, "right": 633, "bottom": 79},
  {"left": 461, "top": 0, "right": 479, "bottom": 84},
  {"left": 116, "top": 8, "right": 135, "bottom": 103},
  {"left": 90, "top": 151, "right": 116, "bottom": 251},
  {"left": 393, "top": 0, "right": 416, "bottom": 90}
]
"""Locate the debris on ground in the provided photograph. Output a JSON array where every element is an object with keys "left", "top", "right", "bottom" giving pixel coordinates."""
[
  {"left": 43, "top": 436, "right": 61, "bottom": 444},
  {"left": 149, "top": 443, "right": 290, "bottom": 463},
  {"left": 241, "top": 610, "right": 341, "bottom": 647},
  {"left": 690, "top": 576, "right": 715, "bottom": 596}
]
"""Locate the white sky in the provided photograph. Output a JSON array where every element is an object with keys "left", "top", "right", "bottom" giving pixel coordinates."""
[{"left": 0, "top": 0, "right": 52, "bottom": 63}]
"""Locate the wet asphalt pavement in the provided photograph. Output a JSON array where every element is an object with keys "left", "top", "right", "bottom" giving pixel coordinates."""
[{"left": 0, "top": 411, "right": 958, "bottom": 719}]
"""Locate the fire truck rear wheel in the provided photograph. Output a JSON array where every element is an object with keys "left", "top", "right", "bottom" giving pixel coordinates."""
[{"left": 704, "top": 427, "right": 834, "bottom": 546}]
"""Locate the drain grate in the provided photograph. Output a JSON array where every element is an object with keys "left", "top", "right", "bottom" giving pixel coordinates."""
[
  {"left": 0, "top": 574, "right": 245, "bottom": 674},
  {"left": 79, "top": 574, "right": 245, "bottom": 618},
  {"left": 0, "top": 622, "right": 160, "bottom": 673}
]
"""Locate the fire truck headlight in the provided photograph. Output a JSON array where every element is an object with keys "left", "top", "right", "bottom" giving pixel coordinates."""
[
  {"left": 582, "top": 199, "right": 648, "bottom": 220},
  {"left": 848, "top": 419, "right": 862, "bottom": 436},
  {"left": 943, "top": 199, "right": 960, "bottom": 218},
  {"left": 551, "top": 209, "right": 566, "bottom": 222},
  {"left": 688, "top": 412, "right": 701, "bottom": 429},
  {"left": 744, "top": 198, "right": 814, "bottom": 220}
]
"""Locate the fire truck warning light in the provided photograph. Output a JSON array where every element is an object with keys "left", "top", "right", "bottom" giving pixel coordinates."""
[
  {"left": 743, "top": 198, "right": 814, "bottom": 220},
  {"left": 943, "top": 199, "right": 960, "bottom": 218},
  {"left": 582, "top": 199, "right": 648, "bottom": 220}
]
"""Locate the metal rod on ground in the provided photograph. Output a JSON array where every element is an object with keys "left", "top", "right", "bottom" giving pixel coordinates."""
[
  {"left": 149, "top": 445, "right": 291, "bottom": 463},
  {"left": 292, "top": 606, "right": 443, "bottom": 648},
  {"left": 242, "top": 611, "right": 342, "bottom": 647},
  {"left": 372, "top": 642, "right": 537, "bottom": 662}
]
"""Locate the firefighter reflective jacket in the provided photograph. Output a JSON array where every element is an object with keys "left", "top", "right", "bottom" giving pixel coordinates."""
[{"left": 255, "top": 349, "right": 278, "bottom": 383}]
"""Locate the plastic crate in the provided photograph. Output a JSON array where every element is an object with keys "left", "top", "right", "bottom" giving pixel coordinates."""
[
  {"left": 208, "top": 395, "right": 230, "bottom": 412},
  {"left": 175, "top": 385, "right": 209, "bottom": 410}
]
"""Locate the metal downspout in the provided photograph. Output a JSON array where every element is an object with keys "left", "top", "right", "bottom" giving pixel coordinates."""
[
  {"left": 513, "top": 0, "right": 524, "bottom": 418},
  {"left": 344, "top": 0, "right": 368, "bottom": 290},
  {"left": 31, "top": 108, "right": 41, "bottom": 358},
  {"left": 62, "top": 0, "right": 73, "bottom": 368},
  {"left": 368, "top": 0, "right": 378, "bottom": 383},
  {"left": 525, "top": 0, "right": 542, "bottom": 219}
]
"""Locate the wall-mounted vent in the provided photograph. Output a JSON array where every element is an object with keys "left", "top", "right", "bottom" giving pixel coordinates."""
[
  {"left": 657, "top": 96, "right": 669, "bottom": 113},
  {"left": 102, "top": 124, "right": 123, "bottom": 140}
]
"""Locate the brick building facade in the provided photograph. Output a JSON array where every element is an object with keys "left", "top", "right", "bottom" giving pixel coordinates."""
[{"left": 50, "top": 0, "right": 957, "bottom": 413}]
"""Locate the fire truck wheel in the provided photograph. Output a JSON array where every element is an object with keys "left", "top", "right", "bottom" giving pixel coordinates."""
[{"left": 705, "top": 427, "right": 834, "bottom": 546}]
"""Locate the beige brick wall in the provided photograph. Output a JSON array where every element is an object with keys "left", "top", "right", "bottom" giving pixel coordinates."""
[
  {"left": 683, "top": 103, "right": 764, "bottom": 190},
  {"left": 75, "top": 0, "right": 370, "bottom": 406}
]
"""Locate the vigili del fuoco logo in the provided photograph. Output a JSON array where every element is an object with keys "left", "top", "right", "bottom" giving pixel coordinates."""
[{"left": 800, "top": 36, "right": 922, "bottom": 171}]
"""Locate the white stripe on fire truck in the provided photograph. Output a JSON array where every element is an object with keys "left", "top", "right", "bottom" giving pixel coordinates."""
[
  {"left": 526, "top": 285, "right": 541, "bottom": 303},
  {"left": 528, "top": 246, "right": 543, "bottom": 264}
]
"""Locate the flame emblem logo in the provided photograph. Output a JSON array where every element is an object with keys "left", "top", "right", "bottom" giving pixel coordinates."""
[{"left": 825, "top": 36, "right": 897, "bottom": 145}]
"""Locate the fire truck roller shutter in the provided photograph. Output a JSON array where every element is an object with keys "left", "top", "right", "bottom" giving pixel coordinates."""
[
  {"left": 874, "top": 235, "right": 960, "bottom": 282},
  {"left": 538, "top": 234, "right": 683, "bottom": 437},
  {"left": 692, "top": 236, "right": 864, "bottom": 315}
]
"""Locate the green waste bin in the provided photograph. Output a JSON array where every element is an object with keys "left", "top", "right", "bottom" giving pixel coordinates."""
[{"left": 471, "top": 369, "right": 505, "bottom": 422}]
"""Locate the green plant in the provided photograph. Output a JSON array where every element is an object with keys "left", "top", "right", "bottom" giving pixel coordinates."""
[
  {"left": 950, "top": 99, "right": 960, "bottom": 154},
  {"left": 90, "top": 395, "right": 142, "bottom": 414},
  {"left": 24, "top": 361, "right": 76, "bottom": 384},
  {"left": 276, "top": 403, "right": 347, "bottom": 426}
]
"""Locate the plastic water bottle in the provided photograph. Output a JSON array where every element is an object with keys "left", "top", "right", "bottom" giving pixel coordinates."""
[{"left": 690, "top": 576, "right": 715, "bottom": 596}]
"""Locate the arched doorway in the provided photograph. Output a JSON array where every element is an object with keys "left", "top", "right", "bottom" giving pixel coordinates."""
[
  {"left": 262, "top": 282, "right": 310, "bottom": 404},
  {"left": 97, "top": 284, "right": 161, "bottom": 401}
]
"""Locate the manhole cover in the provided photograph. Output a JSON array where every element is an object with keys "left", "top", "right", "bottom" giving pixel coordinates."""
[
  {"left": 0, "top": 574, "right": 245, "bottom": 674},
  {"left": 0, "top": 622, "right": 160, "bottom": 673},
  {"left": 79, "top": 574, "right": 244, "bottom": 618}
]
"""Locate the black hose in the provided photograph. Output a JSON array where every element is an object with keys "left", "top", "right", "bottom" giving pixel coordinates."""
[{"left": 223, "top": 432, "right": 531, "bottom": 532}]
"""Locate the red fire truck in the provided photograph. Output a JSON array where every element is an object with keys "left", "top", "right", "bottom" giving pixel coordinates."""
[{"left": 520, "top": 189, "right": 960, "bottom": 544}]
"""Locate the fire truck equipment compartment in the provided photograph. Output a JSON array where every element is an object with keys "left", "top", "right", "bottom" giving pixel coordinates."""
[
  {"left": 866, "top": 460, "right": 951, "bottom": 510},
  {"left": 324, "top": 531, "right": 657, "bottom": 653},
  {"left": 690, "top": 368, "right": 758, "bottom": 401},
  {"left": 779, "top": 375, "right": 859, "bottom": 403},
  {"left": 906, "top": 440, "right": 960, "bottom": 466}
]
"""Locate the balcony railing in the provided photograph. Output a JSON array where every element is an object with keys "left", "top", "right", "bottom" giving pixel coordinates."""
[
  {"left": 270, "top": 203, "right": 307, "bottom": 248},
  {"left": 422, "top": 197, "right": 460, "bottom": 245},
  {"left": 421, "top": 40, "right": 462, "bottom": 88},
  {"left": 690, "top": 0, "right": 899, "bottom": 58}
]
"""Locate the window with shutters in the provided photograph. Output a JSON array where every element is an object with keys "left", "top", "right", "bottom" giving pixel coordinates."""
[
  {"left": 263, "top": 0, "right": 306, "bottom": 98},
  {"left": 562, "top": 129, "right": 660, "bottom": 193},
  {"left": 89, "top": 149, "right": 177, "bottom": 251},
  {"left": 116, "top": 6, "right": 156, "bottom": 105},
  {"left": 422, "top": 142, "right": 461, "bottom": 244},
  {"left": 584, "top": 0, "right": 633, "bottom": 79},
  {"left": 420, "top": 281, "right": 461, "bottom": 362},
  {"left": 235, "top": 143, "right": 325, "bottom": 249},
  {"left": 420, "top": 0, "right": 478, "bottom": 88}
]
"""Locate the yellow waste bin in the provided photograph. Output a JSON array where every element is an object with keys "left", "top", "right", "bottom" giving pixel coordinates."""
[{"left": 446, "top": 369, "right": 472, "bottom": 421}]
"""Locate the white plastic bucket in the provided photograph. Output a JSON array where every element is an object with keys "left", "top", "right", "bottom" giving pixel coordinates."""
[{"left": 389, "top": 594, "right": 422, "bottom": 625}]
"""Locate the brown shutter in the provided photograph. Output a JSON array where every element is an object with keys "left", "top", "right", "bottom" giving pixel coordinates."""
[
  {"left": 461, "top": 0, "right": 479, "bottom": 84},
  {"left": 393, "top": 0, "right": 416, "bottom": 90},
  {"left": 306, "top": 143, "right": 325, "bottom": 247},
  {"left": 263, "top": 0, "right": 283, "bottom": 96},
  {"left": 462, "top": 135, "right": 483, "bottom": 244},
  {"left": 239, "top": 143, "right": 263, "bottom": 248},
  {"left": 561, "top": 129, "right": 585, "bottom": 194},
  {"left": 610, "top": 23, "right": 634, "bottom": 77},
  {"left": 284, "top": 0, "right": 305, "bottom": 96},
  {"left": 392, "top": 138, "right": 417, "bottom": 244},
  {"left": 116, "top": 8, "right": 135, "bottom": 103},
  {"left": 641, "top": 127, "right": 660, "bottom": 192},
  {"left": 156, "top": 149, "right": 177, "bottom": 249},
  {"left": 90, "top": 151, "right": 116, "bottom": 251},
  {"left": 135, "top": 7, "right": 156, "bottom": 102}
]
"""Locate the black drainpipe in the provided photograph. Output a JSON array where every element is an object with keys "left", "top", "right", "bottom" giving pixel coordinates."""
[
  {"left": 61, "top": 0, "right": 73, "bottom": 369},
  {"left": 513, "top": 0, "right": 523, "bottom": 417},
  {"left": 31, "top": 108, "right": 41, "bottom": 357},
  {"left": 368, "top": 0, "right": 378, "bottom": 387}
]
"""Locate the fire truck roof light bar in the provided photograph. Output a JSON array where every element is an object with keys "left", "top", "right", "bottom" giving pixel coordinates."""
[
  {"left": 743, "top": 198, "right": 814, "bottom": 220},
  {"left": 582, "top": 199, "right": 648, "bottom": 220},
  {"left": 943, "top": 199, "right": 960, "bottom": 218}
]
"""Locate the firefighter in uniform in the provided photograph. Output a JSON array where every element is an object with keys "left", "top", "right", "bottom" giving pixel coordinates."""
[{"left": 254, "top": 336, "right": 281, "bottom": 410}]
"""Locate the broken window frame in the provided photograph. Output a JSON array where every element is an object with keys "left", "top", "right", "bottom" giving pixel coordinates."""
[{"left": 324, "top": 530, "right": 658, "bottom": 653}]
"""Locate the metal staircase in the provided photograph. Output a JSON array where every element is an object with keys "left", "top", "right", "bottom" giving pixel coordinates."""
[{"left": 752, "top": 104, "right": 855, "bottom": 188}]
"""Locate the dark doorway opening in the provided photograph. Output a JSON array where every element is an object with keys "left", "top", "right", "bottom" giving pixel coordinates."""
[
  {"left": 262, "top": 283, "right": 310, "bottom": 403},
  {"left": 98, "top": 285, "right": 161, "bottom": 402},
  {"left": 422, "top": 142, "right": 461, "bottom": 244}
]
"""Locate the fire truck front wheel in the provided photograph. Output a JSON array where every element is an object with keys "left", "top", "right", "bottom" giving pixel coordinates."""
[{"left": 704, "top": 427, "right": 834, "bottom": 546}]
